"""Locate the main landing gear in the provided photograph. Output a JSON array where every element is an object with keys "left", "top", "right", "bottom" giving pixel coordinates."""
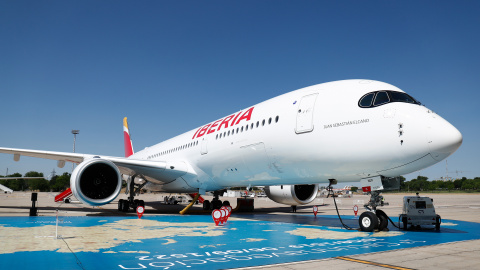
[
  {"left": 202, "top": 190, "right": 230, "bottom": 211},
  {"left": 118, "top": 176, "right": 145, "bottom": 212}
]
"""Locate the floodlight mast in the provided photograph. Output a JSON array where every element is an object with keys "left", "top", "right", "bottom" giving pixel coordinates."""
[{"left": 71, "top": 130, "right": 79, "bottom": 172}]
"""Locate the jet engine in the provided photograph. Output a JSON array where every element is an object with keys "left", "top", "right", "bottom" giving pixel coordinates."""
[
  {"left": 70, "top": 158, "right": 122, "bottom": 206},
  {"left": 264, "top": 184, "right": 319, "bottom": 205}
]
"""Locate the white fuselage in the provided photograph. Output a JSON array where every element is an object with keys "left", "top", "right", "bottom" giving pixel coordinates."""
[{"left": 128, "top": 80, "right": 462, "bottom": 193}]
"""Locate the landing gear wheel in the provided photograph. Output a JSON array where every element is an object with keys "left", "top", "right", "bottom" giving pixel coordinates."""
[
  {"left": 212, "top": 199, "right": 223, "bottom": 210},
  {"left": 133, "top": 199, "right": 145, "bottom": 209},
  {"left": 121, "top": 200, "right": 130, "bottom": 212},
  {"left": 376, "top": 210, "right": 389, "bottom": 231},
  {"left": 436, "top": 215, "right": 441, "bottom": 231},
  {"left": 359, "top": 212, "right": 378, "bottom": 232},
  {"left": 118, "top": 199, "right": 124, "bottom": 211},
  {"left": 222, "top": 200, "right": 231, "bottom": 206},
  {"left": 203, "top": 200, "right": 211, "bottom": 210}
]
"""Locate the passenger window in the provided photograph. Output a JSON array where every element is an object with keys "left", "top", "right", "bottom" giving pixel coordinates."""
[
  {"left": 373, "top": 91, "right": 389, "bottom": 106},
  {"left": 268, "top": 118, "right": 272, "bottom": 124},
  {"left": 256, "top": 121, "right": 259, "bottom": 127},
  {"left": 262, "top": 120, "right": 265, "bottom": 126},
  {"left": 359, "top": 93, "right": 375, "bottom": 107},
  {"left": 275, "top": 116, "right": 279, "bottom": 123}
]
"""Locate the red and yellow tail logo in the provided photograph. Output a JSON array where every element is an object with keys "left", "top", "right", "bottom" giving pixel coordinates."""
[{"left": 123, "top": 117, "right": 134, "bottom": 157}]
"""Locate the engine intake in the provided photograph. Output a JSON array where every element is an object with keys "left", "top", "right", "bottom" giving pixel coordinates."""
[
  {"left": 70, "top": 158, "right": 122, "bottom": 206},
  {"left": 264, "top": 184, "right": 318, "bottom": 205}
]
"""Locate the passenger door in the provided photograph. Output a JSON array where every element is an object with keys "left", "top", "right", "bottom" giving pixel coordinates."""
[{"left": 295, "top": 93, "right": 318, "bottom": 134}]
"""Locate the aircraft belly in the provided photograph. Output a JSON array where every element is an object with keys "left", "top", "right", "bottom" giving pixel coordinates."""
[
  {"left": 197, "top": 141, "right": 284, "bottom": 187},
  {"left": 143, "top": 177, "right": 197, "bottom": 193}
]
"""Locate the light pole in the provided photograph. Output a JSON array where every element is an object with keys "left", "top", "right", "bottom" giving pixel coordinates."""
[{"left": 72, "top": 130, "right": 79, "bottom": 172}]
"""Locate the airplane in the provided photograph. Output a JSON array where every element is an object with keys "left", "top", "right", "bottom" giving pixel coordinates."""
[{"left": 0, "top": 79, "right": 462, "bottom": 230}]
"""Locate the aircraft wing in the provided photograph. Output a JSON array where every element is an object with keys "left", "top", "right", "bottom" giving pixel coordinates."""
[
  {"left": 0, "top": 147, "right": 189, "bottom": 184},
  {"left": 0, "top": 177, "right": 45, "bottom": 180},
  {"left": 0, "top": 147, "right": 86, "bottom": 164}
]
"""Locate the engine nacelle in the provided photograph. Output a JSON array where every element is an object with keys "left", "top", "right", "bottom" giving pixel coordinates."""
[
  {"left": 70, "top": 158, "right": 122, "bottom": 206},
  {"left": 264, "top": 184, "right": 319, "bottom": 205}
]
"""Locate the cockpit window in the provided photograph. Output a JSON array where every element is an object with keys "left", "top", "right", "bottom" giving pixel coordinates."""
[
  {"left": 373, "top": 91, "right": 389, "bottom": 106},
  {"left": 389, "top": 91, "right": 419, "bottom": 104},
  {"left": 359, "top": 90, "right": 421, "bottom": 108},
  {"left": 359, "top": 93, "right": 374, "bottom": 107}
]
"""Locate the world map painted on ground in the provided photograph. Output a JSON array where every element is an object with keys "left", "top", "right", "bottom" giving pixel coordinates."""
[{"left": 0, "top": 215, "right": 478, "bottom": 270}]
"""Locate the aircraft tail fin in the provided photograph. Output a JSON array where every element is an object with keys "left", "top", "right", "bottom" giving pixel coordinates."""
[{"left": 123, "top": 117, "right": 134, "bottom": 157}]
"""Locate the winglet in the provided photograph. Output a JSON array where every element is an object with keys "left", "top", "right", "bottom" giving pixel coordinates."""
[{"left": 123, "top": 117, "right": 134, "bottom": 157}]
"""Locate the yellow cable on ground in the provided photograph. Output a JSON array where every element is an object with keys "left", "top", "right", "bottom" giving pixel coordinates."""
[{"left": 179, "top": 193, "right": 201, "bottom": 215}]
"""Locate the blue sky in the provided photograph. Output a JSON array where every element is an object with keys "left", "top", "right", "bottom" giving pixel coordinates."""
[{"left": 1, "top": 1, "right": 479, "bottom": 182}]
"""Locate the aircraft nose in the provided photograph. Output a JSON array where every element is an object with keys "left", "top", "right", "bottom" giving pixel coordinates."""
[{"left": 427, "top": 115, "right": 463, "bottom": 161}]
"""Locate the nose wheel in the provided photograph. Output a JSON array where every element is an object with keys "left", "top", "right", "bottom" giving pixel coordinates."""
[
  {"left": 358, "top": 210, "right": 388, "bottom": 232},
  {"left": 359, "top": 212, "right": 378, "bottom": 232}
]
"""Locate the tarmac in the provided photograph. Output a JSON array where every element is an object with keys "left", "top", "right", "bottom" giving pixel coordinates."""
[{"left": 1, "top": 191, "right": 480, "bottom": 269}]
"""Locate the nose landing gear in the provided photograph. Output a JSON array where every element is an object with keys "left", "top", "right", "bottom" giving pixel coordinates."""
[
  {"left": 329, "top": 176, "right": 400, "bottom": 232},
  {"left": 359, "top": 190, "right": 390, "bottom": 231}
]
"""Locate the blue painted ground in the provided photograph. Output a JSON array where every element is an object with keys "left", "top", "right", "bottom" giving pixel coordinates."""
[{"left": 1, "top": 214, "right": 480, "bottom": 270}]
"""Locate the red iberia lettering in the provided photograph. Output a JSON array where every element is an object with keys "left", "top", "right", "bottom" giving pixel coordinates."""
[
  {"left": 207, "top": 119, "right": 223, "bottom": 134},
  {"left": 235, "top": 107, "right": 254, "bottom": 125},
  {"left": 192, "top": 127, "right": 202, "bottom": 139},
  {"left": 218, "top": 114, "right": 235, "bottom": 131},
  {"left": 192, "top": 106, "right": 255, "bottom": 139},
  {"left": 196, "top": 124, "right": 211, "bottom": 138},
  {"left": 230, "top": 111, "right": 243, "bottom": 127}
]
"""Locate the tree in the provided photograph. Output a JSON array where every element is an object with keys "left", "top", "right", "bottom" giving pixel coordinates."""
[
  {"left": 0, "top": 173, "right": 25, "bottom": 191},
  {"left": 50, "top": 172, "right": 71, "bottom": 192},
  {"left": 461, "top": 179, "right": 475, "bottom": 190},
  {"left": 445, "top": 181, "right": 455, "bottom": 191},
  {"left": 406, "top": 176, "right": 429, "bottom": 191},
  {"left": 399, "top": 176, "right": 406, "bottom": 190},
  {"left": 28, "top": 178, "right": 49, "bottom": 192},
  {"left": 25, "top": 171, "right": 48, "bottom": 192},
  {"left": 453, "top": 179, "right": 462, "bottom": 189},
  {"left": 24, "top": 171, "right": 44, "bottom": 178}
]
